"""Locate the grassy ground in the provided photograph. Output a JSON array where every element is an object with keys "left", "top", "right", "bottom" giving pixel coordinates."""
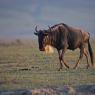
[{"left": 0, "top": 40, "right": 95, "bottom": 91}]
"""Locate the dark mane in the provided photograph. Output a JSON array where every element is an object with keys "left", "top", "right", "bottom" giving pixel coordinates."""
[
  {"left": 50, "top": 23, "right": 70, "bottom": 30},
  {"left": 50, "top": 23, "right": 63, "bottom": 28}
]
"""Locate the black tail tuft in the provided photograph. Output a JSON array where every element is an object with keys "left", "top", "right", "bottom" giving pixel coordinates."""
[{"left": 88, "top": 40, "right": 94, "bottom": 67}]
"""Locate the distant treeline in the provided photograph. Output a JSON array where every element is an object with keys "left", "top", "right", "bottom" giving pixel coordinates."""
[
  {"left": 0, "top": 39, "right": 38, "bottom": 47},
  {"left": 0, "top": 39, "right": 23, "bottom": 46}
]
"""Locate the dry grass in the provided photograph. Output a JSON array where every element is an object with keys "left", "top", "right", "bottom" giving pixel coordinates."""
[{"left": 0, "top": 39, "right": 95, "bottom": 90}]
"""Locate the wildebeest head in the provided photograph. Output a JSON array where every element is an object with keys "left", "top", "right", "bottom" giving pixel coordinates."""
[{"left": 34, "top": 26, "right": 51, "bottom": 51}]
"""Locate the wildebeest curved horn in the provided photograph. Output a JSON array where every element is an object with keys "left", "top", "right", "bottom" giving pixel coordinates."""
[
  {"left": 34, "top": 26, "right": 38, "bottom": 35},
  {"left": 35, "top": 26, "right": 38, "bottom": 33},
  {"left": 48, "top": 25, "right": 51, "bottom": 32}
]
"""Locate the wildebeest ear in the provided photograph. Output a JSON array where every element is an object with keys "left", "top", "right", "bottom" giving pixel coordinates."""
[{"left": 34, "top": 32, "right": 38, "bottom": 35}]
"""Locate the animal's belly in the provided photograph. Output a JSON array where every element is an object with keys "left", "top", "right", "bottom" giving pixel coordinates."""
[
  {"left": 67, "top": 42, "right": 81, "bottom": 50},
  {"left": 67, "top": 46, "right": 76, "bottom": 50}
]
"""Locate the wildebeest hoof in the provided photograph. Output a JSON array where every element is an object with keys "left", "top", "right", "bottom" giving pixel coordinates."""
[
  {"left": 67, "top": 66, "right": 69, "bottom": 69},
  {"left": 86, "top": 65, "right": 90, "bottom": 69},
  {"left": 73, "top": 66, "right": 77, "bottom": 69},
  {"left": 58, "top": 68, "right": 62, "bottom": 71}
]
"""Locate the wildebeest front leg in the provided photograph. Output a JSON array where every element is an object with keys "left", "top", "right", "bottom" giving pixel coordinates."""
[
  {"left": 58, "top": 50, "right": 63, "bottom": 71},
  {"left": 61, "top": 49, "right": 69, "bottom": 69},
  {"left": 58, "top": 49, "right": 69, "bottom": 71}
]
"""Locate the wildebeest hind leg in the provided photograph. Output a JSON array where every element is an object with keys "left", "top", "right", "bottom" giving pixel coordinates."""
[
  {"left": 58, "top": 50, "right": 63, "bottom": 71},
  {"left": 73, "top": 47, "right": 84, "bottom": 69},
  {"left": 83, "top": 48, "right": 90, "bottom": 68}
]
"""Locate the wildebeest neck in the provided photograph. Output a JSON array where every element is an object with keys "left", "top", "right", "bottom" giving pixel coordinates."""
[{"left": 48, "top": 24, "right": 68, "bottom": 50}]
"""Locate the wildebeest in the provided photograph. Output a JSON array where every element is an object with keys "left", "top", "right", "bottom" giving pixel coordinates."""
[{"left": 34, "top": 23, "right": 94, "bottom": 70}]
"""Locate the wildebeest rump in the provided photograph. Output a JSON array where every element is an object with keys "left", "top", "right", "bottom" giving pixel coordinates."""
[{"left": 34, "top": 23, "right": 94, "bottom": 70}]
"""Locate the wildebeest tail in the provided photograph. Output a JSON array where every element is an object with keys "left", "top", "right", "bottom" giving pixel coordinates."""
[{"left": 88, "top": 39, "right": 94, "bottom": 67}]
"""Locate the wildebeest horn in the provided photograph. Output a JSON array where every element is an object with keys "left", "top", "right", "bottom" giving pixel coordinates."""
[
  {"left": 35, "top": 26, "right": 38, "bottom": 32},
  {"left": 48, "top": 25, "right": 51, "bottom": 32},
  {"left": 34, "top": 26, "right": 38, "bottom": 35}
]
